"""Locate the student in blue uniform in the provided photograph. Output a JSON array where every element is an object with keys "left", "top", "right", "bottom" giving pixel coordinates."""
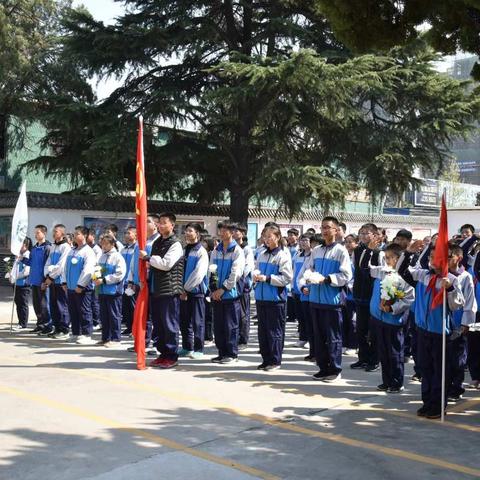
[
  {"left": 94, "top": 234, "right": 127, "bottom": 347},
  {"left": 233, "top": 223, "right": 255, "bottom": 350},
  {"left": 369, "top": 243, "right": 415, "bottom": 393},
  {"left": 299, "top": 216, "right": 353, "bottom": 383},
  {"left": 62, "top": 226, "right": 97, "bottom": 345},
  {"left": 140, "top": 212, "right": 184, "bottom": 369},
  {"left": 446, "top": 243, "right": 477, "bottom": 401},
  {"left": 10, "top": 237, "right": 33, "bottom": 331},
  {"left": 292, "top": 233, "right": 313, "bottom": 352},
  {"left": 179, "top": 223, "right": 209, "bottom": 358},
  {"left": 21, "top": 225, "right": 51, "bottom": 334},
  {"left": 121, "top": 227, "right": 138, "bottom": 335},
  {"left": 285, "top": 228, "right": 299, "bottom": 323},
  {"left": 87, "top": 229, "right": 103, "bottom": 331},
  {"left": 209, "top": 220, "right": 245, "bottom": 364},
  {"left": 254, "top": 225, "right": 293, "bottom": 371},
  {"left": 43, "top": 224, "right": 71, "bottom": 339},
  {"left": 399, "top": 246, "right": 464, "bottom": 419}
]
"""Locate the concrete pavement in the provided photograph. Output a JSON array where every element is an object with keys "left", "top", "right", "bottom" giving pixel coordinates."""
[{"left": 0, "top": 286, "right": 479, "bottom": 479}]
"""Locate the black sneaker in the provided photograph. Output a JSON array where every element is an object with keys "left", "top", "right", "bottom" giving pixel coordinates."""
[
  {"left": 411, "top": 374, "right": 422, "bottom": 383},
  {"left": 38, "top": 326, "right": 55, "bottom": 336},
  {"left": 350, "top": 361, "right": 367, "bottom": 369},
  {"left": 416, "top": 406, "right": 428, "bottom": 417},
  {"left": 31, "top": 326, "right": 43, "bottom": 333},
  {"left": 313, "top": 371, "right": 328, "bottom": 380},
  {"left": 122, "top": 329, "right": 132, "bottom": 335},
  {"left": 211, "top": 356, "right": 223, "bottom": 363},
  {"left": 447, "top": 394, "right": 462, "bottom": 402},
  {"left": 376, "top": 383, "right": 389, "bottom": 391},
  {"left": 365, "top": 364, "right": 380, "bottom": 372},
  {"left": 387, "top": 386, "right": 404, "bottom": 393},
  {"left": 257, "top": 363, "right": 268, "bottom": 370},
  {"left": 304, "top": 354, "right": 315, "bottom": 362}
]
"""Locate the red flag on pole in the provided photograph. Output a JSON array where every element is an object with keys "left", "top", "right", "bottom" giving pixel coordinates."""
[
  {"left": 430, "top": 192, "right": 449, "bottom": 309},
  {"left": 132, "top": 116, "right": 148, "bottom": 370}
]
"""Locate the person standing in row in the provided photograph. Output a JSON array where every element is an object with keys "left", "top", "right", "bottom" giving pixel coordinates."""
[
  {"left": 179, "top": 223, "right": 209, "bottom": 358},
  {"left": 210, "top": 220, "right": 245, "bottom": 364},
  {"left": 254, "top": 225, "right": 293, "bottom": 371},
  {"left": 43, "top": 224, "right": 71, "bottom": 339},
  {"left": 10, "top": 237, "right": 33, "bottom": 331},
  {"left": 141, "top": 212, "right": 184, "bottom": 369},
  {"left": 87, "top": 229, "right": 103, "bottom": 332},
  {"left": 299, "top": 217, "right": 353, "bottom": 382},
  {"left": 94, "top": 234, "right": 127, "bottom": 347},
  {"left": 22, "top": 225, "right": 51, "bottom": 334},
  {"left": 233, "top": 223, "right": 254, "bottom": 350},
  {"left": 63, "top": 226, "right": 97, "bottom": 344},
  {"left": 121, "top": 227, "right": 138, "bottom": 336}
]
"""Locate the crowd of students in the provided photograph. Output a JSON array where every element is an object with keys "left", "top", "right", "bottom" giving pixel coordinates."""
[{"left": 6, "top": 213, "right": 480, "bottom": 420}]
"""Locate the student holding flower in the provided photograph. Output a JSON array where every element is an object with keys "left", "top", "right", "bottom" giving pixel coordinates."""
[
  {"left": 93, "top": 234, "right": 127, "bottom": 347},
  {"left": 369, "top": 243, "right": 415, "bottom": 393},
  {"left": 253, "top": 225, "right": 293, "bottom": 371}
]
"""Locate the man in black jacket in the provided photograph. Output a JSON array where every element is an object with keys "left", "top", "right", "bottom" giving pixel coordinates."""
[
  {"left": 351, "top": 223, "right": 384, "bottom": 372},
  {"left": 140, "top": 212, "right": 184, "bottom": 369}
]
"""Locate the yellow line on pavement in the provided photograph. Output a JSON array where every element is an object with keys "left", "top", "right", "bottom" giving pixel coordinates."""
[
  {"left": 0, "top": 383, "right": 279, "bottom": 480},
  {"left": 1, "top": 354, "right": 480, "bottom": 477}
]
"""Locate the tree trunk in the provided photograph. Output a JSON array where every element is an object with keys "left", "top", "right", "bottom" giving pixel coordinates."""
[{"left": 229, "top": 185, "right": 250, "bottom": 224}]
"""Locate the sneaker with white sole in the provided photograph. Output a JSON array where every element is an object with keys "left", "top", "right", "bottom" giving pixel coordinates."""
[
  {"left": 76, "top": 336, "right": 96, "bottom": 345},
  {"left": 53, "top": 332, "right": 70, "bottom": 340},
  {"left": 67, "top": 335, "right": 79, "bottom": 343},
  {"left": 294, "top": 340, "right": 307, "bottom": 348},
  {"left": 322, "top": 373, "right": 342, "bottom": 383}
]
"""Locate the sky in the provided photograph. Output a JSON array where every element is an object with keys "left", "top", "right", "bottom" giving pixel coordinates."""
[{"left": 72, "top": 0, "right": 127, "bottom": 99}]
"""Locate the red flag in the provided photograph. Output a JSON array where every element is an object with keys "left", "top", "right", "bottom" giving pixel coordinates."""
[
  {"left": 430, "top": 192, "right": 449, "bottom": 309},
  {"left": 132, "top": 116, "right": 148, "bottom": 370}
]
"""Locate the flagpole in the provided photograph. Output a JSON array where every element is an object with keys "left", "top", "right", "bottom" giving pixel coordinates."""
[{"left": 441, "top": 287, "right": 446, "bottom": 422}]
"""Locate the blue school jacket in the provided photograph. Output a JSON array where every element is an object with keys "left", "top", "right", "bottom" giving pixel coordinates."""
[
  {"left": 63, "top": 244, "right": 97, "bottom": 291},
  {"left": 209, "top": 240, "right": 245, "bottom": 301},
  {"left": 254, "top": 246, "right": 293, "bottom": 303},
  {"left": 298, "top": 242, "right": 352, "bottom": 308},
  {"left": 21, "top": 241, "right": 51, "bottom": 286},
  {"left": 121, "top": 242, "right": 138, "bottom": 286},
  {"left": 183, "top": 242, "right": 208, "bottom": 296},
  {"left": 97, "top": 249, "right": 127, "bottom": 296},
  {"left": 410, "top": 269, "right": 464, "bottom": 335},
  {"left": 292, "top": 251, "right": 311, "bottom": 302}
]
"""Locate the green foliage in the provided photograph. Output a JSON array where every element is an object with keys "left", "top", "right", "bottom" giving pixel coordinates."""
[
  {"left": 315, "top": 0, "right": 480, "bottom": 79},
  {"left": 21, "top": 1, "right": 480, "bottom": 222}
]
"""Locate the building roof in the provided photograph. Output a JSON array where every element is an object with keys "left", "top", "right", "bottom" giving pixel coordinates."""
[{"left": 0, "top": 191, "right": 439, "bottom": 226}]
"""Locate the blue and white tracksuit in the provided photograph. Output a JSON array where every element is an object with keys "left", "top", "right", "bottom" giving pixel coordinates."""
[
  {"left": 239, "top": 243, "right": 255, "bottom": 345},
  {"left": 292, "top": 250, "right": 311, "bottom": 345},
  {"left": 409, "top": 268, "right": 464, "bottom": 411},
  {"left": 370, "top": 266, "right": 415, "bottom": 388},
  {"left": 98, "top": 249, "right": 127, "bottom": 342},
  {"left": 44, "top": 240, "right": 71, "bottom": 333},
  {"left": 298, "top": 242, "right": 352, "bottom": 375},
  {"left": 21, "top": 241, "right": 51, "bottom": 327},
  {"left": 121, "top": 242, "right": 139, "bottom": 332},
  {"left": 63, "top": 244, "right": 97, "bottom": 336},
  {"left": 10, "top": 256, "right": 31, "bottom": 328},
  {"left": 209, "top": 241, "right": 245, "bottom": 358},
  {"left": 181, "top": 242, "right": 209, "bottom": 352},
  {"left": 254, "top": 246, "right": 293, "bottom": 366}
]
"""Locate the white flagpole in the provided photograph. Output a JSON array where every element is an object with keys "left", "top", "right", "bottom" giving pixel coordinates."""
[{"left": 441, "top": 287, "right": 447, "bottom": 422}]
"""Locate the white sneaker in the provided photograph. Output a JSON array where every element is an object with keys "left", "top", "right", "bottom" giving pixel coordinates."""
[
  {"left": 11, "top": 325, "right": 25, "bottom": 332},
  {"left": 322, "top": 373, "right": 342, "bottom": 383},
  {"left": 76, "top": 336, "right": 96, "bottom": 345},
  {"left": 343, "top": 348, "right": 356, "bottom": 356},
  {"left": 67, "top": 335, "right": 79, "bottom": 343},
  {"left": 92, "top": 324, "right": 102, "bottom": 332},
  {"left": 294, "top": 340, "right": 307, "bottom": 348},
  {"left": 53, "top": 332, "right": 70, "bottom": 340}
]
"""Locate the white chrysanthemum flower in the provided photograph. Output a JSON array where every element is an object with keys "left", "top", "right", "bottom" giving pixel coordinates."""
[
  {"left": 208, "top": 264, "right": 218, "bottom": 273},
  {"left": 3, "top": 256, "right": 11, "bottom": 263}
]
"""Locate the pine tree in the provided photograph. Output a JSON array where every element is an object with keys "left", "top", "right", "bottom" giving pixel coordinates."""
[{"left": 25, "top": 2, "right": 480, "bottom": 222}]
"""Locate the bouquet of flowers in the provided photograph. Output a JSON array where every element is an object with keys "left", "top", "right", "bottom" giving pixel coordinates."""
[
  {"left": 208, "top": 264, "right": 218, "bottom": 291},
  {"left": 380, "top": 272, "right": 405, "bottom": 309},
  {"left": 4, "top": 256, "right": 13, "bottom": 280},
  {"left": 303, "top": 269, "right": 325, "bottom": 285},
  {"left": 92, "top": 265, "right": 106, "bottom": 294}
]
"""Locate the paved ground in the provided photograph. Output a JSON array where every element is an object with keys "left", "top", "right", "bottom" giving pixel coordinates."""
[{"left": 0, "top": 286, "right": 479, "bottom": 480}]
